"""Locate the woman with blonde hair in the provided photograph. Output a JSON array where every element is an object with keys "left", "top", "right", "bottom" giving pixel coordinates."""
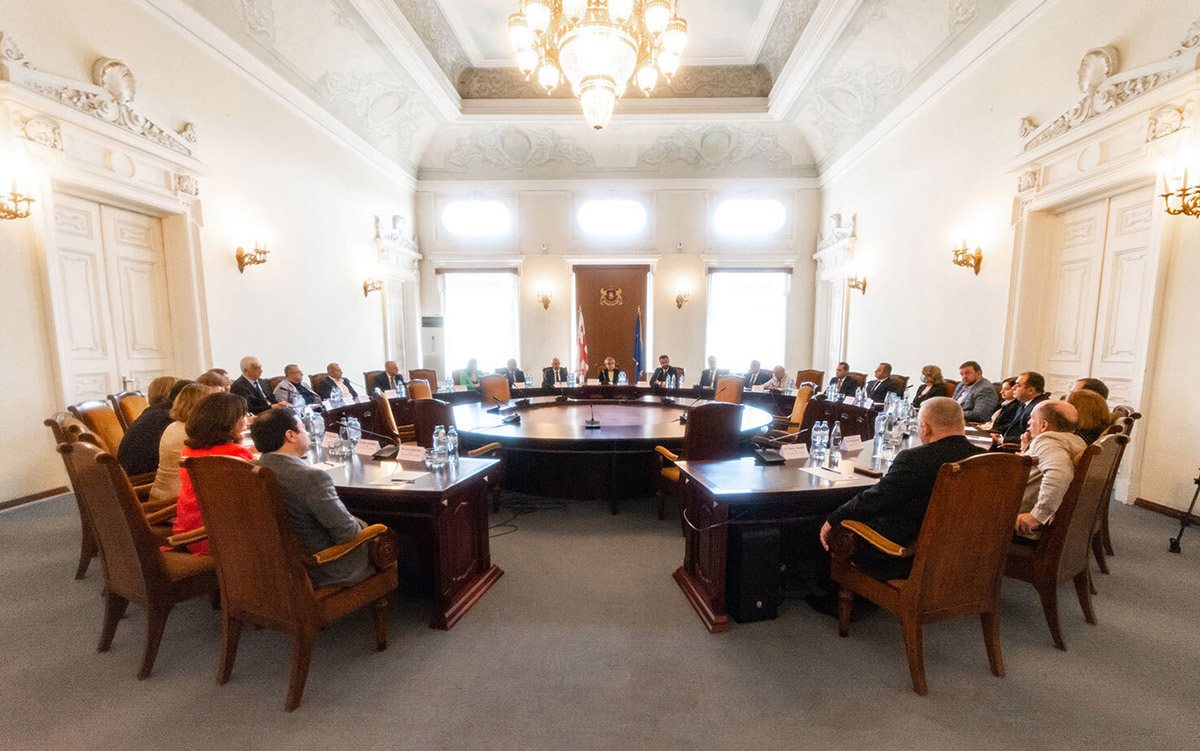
[
  {"left": 147, "top": 382, "right": 219, "bottom": 507},
  {"left": 1067, "top": 388, "right": 1112, "bottom": 444},
  {"left": 116, "top": 376, "right": 182, "bottom": 476},
  {"left": 911, "top": 365, "right": 948, "bottom": 408}
]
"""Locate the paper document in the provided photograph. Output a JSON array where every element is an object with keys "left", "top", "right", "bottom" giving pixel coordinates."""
[
  {"left": 313, "top": 460, "right": 344, "bottom": 472},
  {"left": 800, "top": 466, "right": 855, "bottom": 482},
  {"left": 369, "top": 469, "right": 429, "bottom": 485}
]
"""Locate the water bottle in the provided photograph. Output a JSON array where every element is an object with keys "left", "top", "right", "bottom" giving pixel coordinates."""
[
  {"left": 349, "top": 417, "right": 362, "bottom": 449},
  {"left": 618, "top": 371, "right": 627, "bottom": 386},
  {"left": 310, "top": 411, "right": 324, "bottom": 447},
  {"left": 447, "top": 426, "right": 459, "bottom": 463},
  {"left": 786, "top": 378, "right": 795, "bottom": 394},
  {"left": 444, "top": 376, "right": 454, "bottom": 393},
  {"left": 396, "top": 381, "right": 407, "bottom": 399},
  {"left": 873, "top": 411, "right": 888, "bottom": 458},
  {"left": 829, "top": 421, "right": 843, "bottom": 469},
  {"left": 854, "top": 387, "right": 865, "bottom": 407},
  {"left": 525, "top": 373, "right": 533, "bottom": 389},
  {"left": 338, "top": 423, "right": 352, "bottom": 458},
  {"left": 811, "top": 420, "right": 826, "bottom": 459},
  {"left": 430, "top": 425, "right": 448, "bottom": 468},
  {"left": 329, "top": 386, "right": 343, "bottom": 408}
]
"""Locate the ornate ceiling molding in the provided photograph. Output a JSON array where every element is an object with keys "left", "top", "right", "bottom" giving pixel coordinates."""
[
  {"left": 757, "top": 0, "right": 820, "bottom": 81},
  {"left": 392, "top": 0, "right": 470, "bottom": 85},
  {"left": 317, "top": 69, "right": 425, "bottom": 156},
  {"left": 636, "top": 124, "right": 792, "bottom": 170},
  {"left": 457, "top": 65, "right": 773, "bottom": 100},
  {"left": 444, "top": 125, "right": 596, "bottom": 170}
]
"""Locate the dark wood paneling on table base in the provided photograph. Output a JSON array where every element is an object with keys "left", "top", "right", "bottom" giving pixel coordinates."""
[
  {"left": 1135, "top": 497, "right": 1200, "bottom": 525},
  {"left": 0, "top": 486, "right": 69, "bottom": 512}
]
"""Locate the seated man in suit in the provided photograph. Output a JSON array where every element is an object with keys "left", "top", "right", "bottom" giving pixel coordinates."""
[
  {"left": 827, "top": 361, "right": 858, "bottom": 398},
  {"left": 370, "top": 361, "right": 405, "bottom": 393},
  {"left": 273, "top": 364, "right": 322, "bottom": 407},
  {"left": 498, "top": 358, "right": 526, "bottom": 388},
  {"left": 819, "top": 397, "right": 984, "bottom": 581},
  {"left": 697, "top": 356, "right": 727, "bottom": 388},
  {"left": 250, "top": 408, "right": 372, "bottom": 588},
  {"left": 764, "top": 365, "right": 788, "bottom": 392},
  {"left": 231, "top": 356, "right": 288, "bottom": 414},
  {"left": 649, "top": 354, "right": 678, "bottom": 388},
  {"left": 1071, "top": 377, "right": 1109, "bottom": 400},
  {"left": 743, "top": 360, "right": 771, "bottom": 388},
  {"left": 598, "top": 356, "right": 622, "bottom": 385},
  {"left": 995, "top": 371, "right": 1049, "bottom": 447},
  {"left": 953, "top": 360, "right": 999, "bottom": 423},
  {"left": 1015, "top": 401, "right": 1086, "bottom": 540},
  {"left": 864, "top": 362, "right": 903, "bottom": 405},
  {"left": 542, "top": 357, "right": 569, "bottom": 388},
  {"left": 316, "top": 362, "right": 358, "bottom": 401},
  {"left": 983, "top": 376, "right": 1021, "bottom": 434}
]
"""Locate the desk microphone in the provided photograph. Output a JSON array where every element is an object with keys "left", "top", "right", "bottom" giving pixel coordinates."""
[
  {"left": 555, "top": 382, "right": 569, "bottom": 403},
  {"left": 486, "top": 395, "right": 508, "bottom": 414},
  {"left": 336, "top": 419, "right": 400, "bottom": 460},
  {"left": 584, "top": 404, "right": 600, "bottom": 429},
  {"left": 486, "top": 396, "right": 521, "bottom": 424}
]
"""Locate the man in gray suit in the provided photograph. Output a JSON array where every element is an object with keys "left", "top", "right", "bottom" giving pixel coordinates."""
[
  {"left": 953, "top": 360, "right": 1000, "bottom": 423},
  {"left": 249, "top": 407, "right": 371, "bottom": 588}
]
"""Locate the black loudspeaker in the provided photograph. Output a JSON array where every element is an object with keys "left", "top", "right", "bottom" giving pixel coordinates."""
[{"left": 727, "top": 526, "right": 780, "bottom": 623}]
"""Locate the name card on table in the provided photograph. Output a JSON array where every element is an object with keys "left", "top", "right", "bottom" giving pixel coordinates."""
[
  {"left": 454, "top": 385, "right": 468, "bottom": 392},
  {"left": 383, "top": 389, "right": 397, "bottom": 399},
  {"left": 354, "top": 439, "right": 380, "bottom": 456},
  {"left": 322, "top": 431, "right": 340, "bottom": 449},
  {"left": 843, "top": 396, "right": 857, "bottom": 405},
  {"left": 843, "top": 435, "right": 863, "bottom": 452},
  {"left": 780, "top": 444, "right": 809, "bottom": 461},
  {"left": 397, "top": 445, "right": 427, "bottom": 463},
  {"left": 751, "top": 385, "right": 765, "bottom": 393}
]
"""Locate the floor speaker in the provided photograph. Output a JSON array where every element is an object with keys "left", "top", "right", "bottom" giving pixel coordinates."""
[{"left": 727, "top": 525, "right": 780, "bottom": 623}]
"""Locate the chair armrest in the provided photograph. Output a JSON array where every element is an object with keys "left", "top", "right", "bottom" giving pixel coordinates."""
[
  {"left": 308, "top": 524, "right": 390, "bottom": 566},
  {"left": 128, "top": 471, "right": 156, "bottom": 486},
  {"left": 145, "top": 504, "right": 177, "bottom": 526},
  {"left": 839, "top": 520, "right": 914, "bottom": 558},
  {"left": 166, "top": 527, "right": 207, "bottom": 548},
  {"left": 654, "top": 445, "right": 679, "bottom": 463},
  {"left": 467, "top": 442, "right": 503, "bottom": 458},
  {"left": 132, "top": 483, "right": 152, "bottom": 502}
]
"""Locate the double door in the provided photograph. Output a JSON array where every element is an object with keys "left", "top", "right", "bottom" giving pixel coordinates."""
[{"left": 51, "top": 194, "right": 176, "bottom": 402}]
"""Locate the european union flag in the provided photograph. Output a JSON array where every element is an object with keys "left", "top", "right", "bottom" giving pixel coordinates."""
[{"left": 632, "top": 308, "right": 644, "bottom": 382}]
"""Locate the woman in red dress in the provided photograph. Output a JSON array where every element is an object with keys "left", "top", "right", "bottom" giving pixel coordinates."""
[{"left": 173, "top": 391, "right": 253, "bottom": 555}]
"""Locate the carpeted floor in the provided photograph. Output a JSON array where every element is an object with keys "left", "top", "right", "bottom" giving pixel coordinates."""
[{"left": 1, "top": 493, "right": 1197, "bottom": 750}]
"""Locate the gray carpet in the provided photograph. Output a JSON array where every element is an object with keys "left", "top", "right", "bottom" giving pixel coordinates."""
[{"left": 1, "top": 494, "right": 1198, "bottom": 750}]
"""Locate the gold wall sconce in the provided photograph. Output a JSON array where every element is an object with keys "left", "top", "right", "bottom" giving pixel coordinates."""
[
  {"left": 0, "top": 182, "right": 34, "bottom": 221},
  {"left": 363, "top": 277, "right": 384, "bottom": 297},
  {"left": 675, "top": 290, "right": 690, "bottom": 309},
  {"left": 536, "top": 290, "right": 552, "bottom": 309},
  {"left": 236, "top": 243, "right": 269, "bottom": 273},
  {"left": 1161, "top": 166, "right": 1200, "bottom": 218},
  {"left": 847, "top": 274, "right": 867, "bottom": 295},
  {"left": 952, "top": 241, "right": 983, "bottom": 274}
]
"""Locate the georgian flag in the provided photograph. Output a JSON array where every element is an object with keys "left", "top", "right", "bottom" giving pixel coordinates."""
[{"left": 577, "top": 307, "right": 589, "bottom": 376}]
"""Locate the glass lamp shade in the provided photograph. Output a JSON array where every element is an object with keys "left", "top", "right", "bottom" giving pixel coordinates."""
[
  {"left": 644, "top": 0, "right": 671, "bottom": 34},
  {"left": 579, "top": 76, "right": 618, "bottom": 130},
  {"left": 508, "top": 13, "right": 534, "bottom": 51},
  {"left": 562, "top": 0, "right": 587, "bottom": 20},
  {"left": 537, "top": 63, "right": 561, "bottom": 92},
  {"left": 516, "top": 47, "right": 540, "bottom": 77},
  {"left": 661, "top": 17, "right": 687, "bottom": 55},
  {"left": 636, "top": 60, "right": 658, "bottom": 95},
  {"left": 609, "top": 0, "right": 635, "bottom": 22},
  {"left": 557, "top": 23, "right": 638, "bottom": 96},
  {"left": 524, "top": 0, "right": 552, "bottom": 34},
  {"left": 657, "top": 50, "right": 680, "bottom": 80}
]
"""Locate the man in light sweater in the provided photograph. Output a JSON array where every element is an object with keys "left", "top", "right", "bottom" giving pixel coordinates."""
[{"left": 1015, "top": 401, "right": 1087, "bottom": 539}]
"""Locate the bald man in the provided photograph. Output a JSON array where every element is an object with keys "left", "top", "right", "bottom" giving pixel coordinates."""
[
  {"left": 1015, "top": 401, "right": 1087, "bottom": 539},
  {"left": 820, "top": 397, "right": 984, "bottom": 580}
]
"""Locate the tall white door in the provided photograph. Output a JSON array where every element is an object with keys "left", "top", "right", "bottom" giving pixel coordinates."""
[{"left": 52, "top": 194, "right": 175, "bottom": 402}]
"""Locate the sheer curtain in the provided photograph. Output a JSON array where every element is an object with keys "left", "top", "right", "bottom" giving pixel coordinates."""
[
  {"left": 704, "top": 271, "right": 789, "bottom": 370},
  {"left": 442, "top": 272, "right": 520, "bottom": 373}
]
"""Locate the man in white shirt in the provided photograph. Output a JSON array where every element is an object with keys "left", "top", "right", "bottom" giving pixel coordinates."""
[
  {"left": 316, "top": 362, "right": 357, "bottom": 400},
  {"left": 764, "top": 365, "right": 788, "bottom": 392},
  {"left": 1015, "top": 401, "right": 1087, "bottom": 539}
]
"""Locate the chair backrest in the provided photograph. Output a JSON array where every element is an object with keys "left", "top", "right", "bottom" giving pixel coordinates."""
[
  {"left": 410, "top": 368, "right": 437, "bottom": 386},
  {"left": 109, "top": 392, "right": 148, "bottom": 430},
  {"left": 1100, "top": 415, "right": 1133, "bottom": 437},
  {"left": 682, "top": 402, "right": 744, "bottom": 461},
  {"left": 372, "top": 391, "right": 400, "bottom": 442},
  {"left": 412, "top": 399, "right": 455, "bottom": 449},
  {"left": 69, "top": 400, "right": 125, "bottom": 454},
  {"left": 451, "top": 369, "right": 466, "bottom": 386},
  {"left": 183, "top": 456, "right": 315, "bottom": 627},
  {"left": 713, "top": 374, "right": 743, "bottom": 404},
  {"left": 847, "top": 372, "right": 866, "bottom": 388},
  {"left": 265, "top": 376, "right": 284, "bottom": 393},
  {"left": 58, "top": 442, "right": 165, "bottom": 599},
  {"left": 363, "top": 370, "right": 384, "bottom": 392},
  {"left": 45, "top": 411, "right": 88, "bottom": 445},
  {"left": 905, "top": 453, "right": 1034, "bottom": 614},
  {"left": 891, "top": 375, "right": 909, "bottom": 392},
  {"left": 1041, "top": 435, "right": 1127, "bottom": 580},
  {"left": 787, "top": 385, "right": 814, "bottom": 424},
  {"left": 795, "top": 369, "right": 824, "bottom": 388},
  {"left": 407, "top": 379, "right": 432, "bottom": 400},
  {"left": 1111, "top": 404, "right": 1141, "bottom": 420},
  {"left": 480, "top": 374, "right": 511, "bottom": 403},
  {"left": 309, "top": 373, "right": 328, "bottom": 392},
  {"left": 943, "top": 379, "right": 958, "bottom": 398}
]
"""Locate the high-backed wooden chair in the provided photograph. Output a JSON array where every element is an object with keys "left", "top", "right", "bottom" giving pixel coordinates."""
[
  {"left": 109, "top": 391, "right": 149, "bottom": 430},
  {"left": 891, "top": 374, "right": 910, "bottom": 393},
  {"left": 1005, "top": 434, "right": 1126, "bottom": 650},
  {"left": 1096, "top": 410, "right": 1138, "bottom": 559},
  {"left": 713, "top": 374, "right": 743, "bottom": 404},
  {"left": 1091, "top": 425, "right": 1132, "bottom": 576},
  {"left": 654, "top": 402, "right": 745, "bottom": 521},
  {"left": 407, "top": 379, "right": 432, "bottom": 400},
  {"left": 795, "top": 369, "right": 824, "bottom": 388},
  {"left": 412, "top": 399, "right": 505, "bottom": 510},
  {"left": 267, "top": 376, "right": 285, "bottom": 393},
  {"left": 410, "top": 368, "right": 437, "bottom": 387},
  {"left": 363, "top": 370, "right": 384, "bottom": 393},
  {"left": 943, "top": 379, "right": 958, "bottom": 399},
  {"left": 831, "top": 452, "right": 1033, "bottom": 695},
  {"left": 770, "top": 384, "right": 813, "bottom": 436},
  {"left": 182, "top": 455, "right": 398, "bottom": 712},
  {"left": 847, "top": 372, "right": 866, "bottom": 389},
  {"left": 480, "top": 374, "right": 511, "bottom": 404},
  {"left": 308, "top": 373, "right": 329, "bottom": 393},
  {"left": 57, "top": 442, "right": 217, "bottom": 679},
  {"left": 47, "top": 412, "right": 99, "bottom": 578},
  {"left": 69, "top": 400, "right": 126, "bottom": 455},
  {"left": 372, "top": 391, "right": 415, "bottom": 445}
]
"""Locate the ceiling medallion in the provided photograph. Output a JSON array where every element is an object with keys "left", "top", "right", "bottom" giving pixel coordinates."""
[{"left": 508, "top": 0, "right": 688, "bottom": 130}]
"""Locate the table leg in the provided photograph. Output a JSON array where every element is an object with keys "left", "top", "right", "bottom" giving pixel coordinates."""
[{"left": 673, "top": 486, "right": 730, "bottom": 633}]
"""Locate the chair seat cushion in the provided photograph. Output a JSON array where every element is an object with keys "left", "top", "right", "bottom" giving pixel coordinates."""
[
  {"left": 160, "top": 551, "right": 215, "bottom": 581},
  {"left": 660, "top": 466, "right": 680, "bottom": 483}
]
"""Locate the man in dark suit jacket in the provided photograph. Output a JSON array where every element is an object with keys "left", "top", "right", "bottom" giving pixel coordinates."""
[
  {"left": 231, "top": 356, "right": 286, "bottom": 415},
  {"left": 649, "top": 354, "right": 679, "bottom": 388},
  {"left": 370, "top": 361, "right": 405, "bottom": 393},
  {"left": 998, "top": 371, "right": 1049, "bottom": 446},
  {"left": 697, "top": 356, "right": 728, "bottom": 388},
  {"left": 542, "top": 357, "right": 569, "bottom": 388},
  {"left": 864, "top": 362, "right": 903, "bottom": 405},
  {"left": 498, "top": 358, "right": 526, "bottom": 387},
  {"left": 597, "top": 356, "right": 623, "bottom": 385},
  {"left": 827, "top": 361, "right": 858, "bottom": 398},
  {"left": 743, "top": 360, "right": 771, "bottom": 388},
  {"left": 316, "top": 362, "right": 358, "bottom": 400},
  {"left": 820, "top": 397, "right": 984, "bottom": 580}
]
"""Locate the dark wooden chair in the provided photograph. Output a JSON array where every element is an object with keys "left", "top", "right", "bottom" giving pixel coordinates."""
[
  {"left": 267, "top": 376, "right": 285, "bottom": 393},
  {"left": 795, "top": 369, "right": 824, "bottom": 388},
  {"left": 407, "top": 379, "right": 432, "bottom": 400},
  {"left": 1091, "top": 423, "right": 1133, "bottom": 577},
  {"left": 943, "top": 379, "right": 958, "bottom": 400},
  {"left": 451, "top": 368, "right": 467, "bottom": 387},
  {"left": 109, "top": 391, "right": 148, "bottom": 431},
  {"left": 891, "top": 375, "right": 910, "bottom": 393},
  {"left": 410, "top": 368, "right": 437, "bottom": 387},
  {"left": 770, "top": 384, "right": 813, "bottom": 435},
  {"left": 68, "top": 400, "right": 126, "bottom": 455},
  {"left": 1005, "top": 434, "right": 1127, "bottom": 650},
  {"left": 57, "top": 441, "right": 216, "bottom": 679},
  {"left": 713, "top": 374, "right": 743, "bottom": 404},
  {"left": 363, "top": 370, "right": 384, "bottom": 393},
  {"left": 308, "top": 373, "right": 329, "bottom": 393},
  {"left": 182, "top": 455, "right": 398, "bottom": 712},
  {"left": 847, "top": 372, "right": 867, "bottom": 389},
  {"left": 831, "top": 452, "right": 1033, "bottom": 695},
  {"left": 654, "top": 402, "right": 745, "bottom": 522},
  {"left": 412, "top": 399, "right": 505, "bottom": 511},
  {"left": 372, "top": 391, "right": 415, "bottom": 445},
  {"left": 480, "top": 374, "right": 511, "bottom": 404}
]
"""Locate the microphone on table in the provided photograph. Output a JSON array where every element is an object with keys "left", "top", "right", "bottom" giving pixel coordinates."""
[
  {"left": 336, "top": 419, "right": 400, "bottom": 460},
  {"left": 676, "top": 396, "right": 705, "bottom": 423},
  {"left": 487, "top": 395, "right": 521, "bottom": 424},
  {"left": 584, "top": 403, "right": 600, "bottom": 429},
  {"left": 555, "top": 381, "right": 569, "bottom": 403}
]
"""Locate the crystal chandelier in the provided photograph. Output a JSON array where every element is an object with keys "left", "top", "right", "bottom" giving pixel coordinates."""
[{"left": 509, "top": 0, "right": 688, "bottom": 130}]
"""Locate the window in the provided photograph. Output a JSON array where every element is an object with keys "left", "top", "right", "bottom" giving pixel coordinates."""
[
  {"left": 441, "top": 272, "right": 520, "bottom": 373},
  {"left": 441, "top": 200, "right": 511, "bottom": 238},
  {"left": 705, "top": 271, "right": 789, "bottom": 369},
  {"left": 713, "top": 198, "right": 786, "bottom": 238},
  {"left": 577, "top": 199, "right": 647, "bottom": 237}
]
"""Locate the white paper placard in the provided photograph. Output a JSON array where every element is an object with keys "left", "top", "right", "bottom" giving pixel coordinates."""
[
  {"left": 843, "top": 435, "right": 863, "bottom": 451},
  {"left": 780, "top": 444, "right": 809, "bottom": 461},
  {"left": 843, "top": 396, "right": 857, "bottom": 405},
  {"left": 321, "top": 432, "right": 340, "bottom": 449},
  {"left": 313, "top": 460, "right": 344, "bottom": 472},
  {"left": 454, "top": 385, "right": 468, "bottom": 392},
  {"left": 751, "top": 385, "right": 765, "bottom": 393},
  {"left": 397, "top": 445, "right": 427, "bottom": 463},
  {"left": 354, "top": 439, "right": 380, "bottom": 456},
  {"left": 383, "top": 389, "right": 397, "bottom": 399}
]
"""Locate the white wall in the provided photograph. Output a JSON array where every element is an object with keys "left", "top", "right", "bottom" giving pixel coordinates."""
[
  {"left": 818, "top": 0, "right": 1200, "bottom": 509},
  {"left": 0, "top": 0, "right": 415, "bottom": 501}
]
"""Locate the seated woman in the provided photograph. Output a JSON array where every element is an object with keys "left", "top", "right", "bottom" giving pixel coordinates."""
[
  {"left": 985, "top": 377, "right": 1021, "bottom": 434},
  {"left": 911, "top": 365, "right": 948, "bottom": 408},
  {"left": 1067, "top": 388, "right": 1112, "bottom": 443},
  {"left": 196, "top": 369, "right": 231, "bottom": 392},
  {"left": 148, "top": 382, "right": 219, "bottom": 508},
  {"left": 116, "top": 376, "right": 181, "bottom": 476},
  {"left": 172, "top": 392, "right": 252, "bottom": 555},
  {"left": 458, "top": 358, "right": 482, "bottom": 389},
  {"left": 598, "top": 356, "right": 622, "bottom": 385}
]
